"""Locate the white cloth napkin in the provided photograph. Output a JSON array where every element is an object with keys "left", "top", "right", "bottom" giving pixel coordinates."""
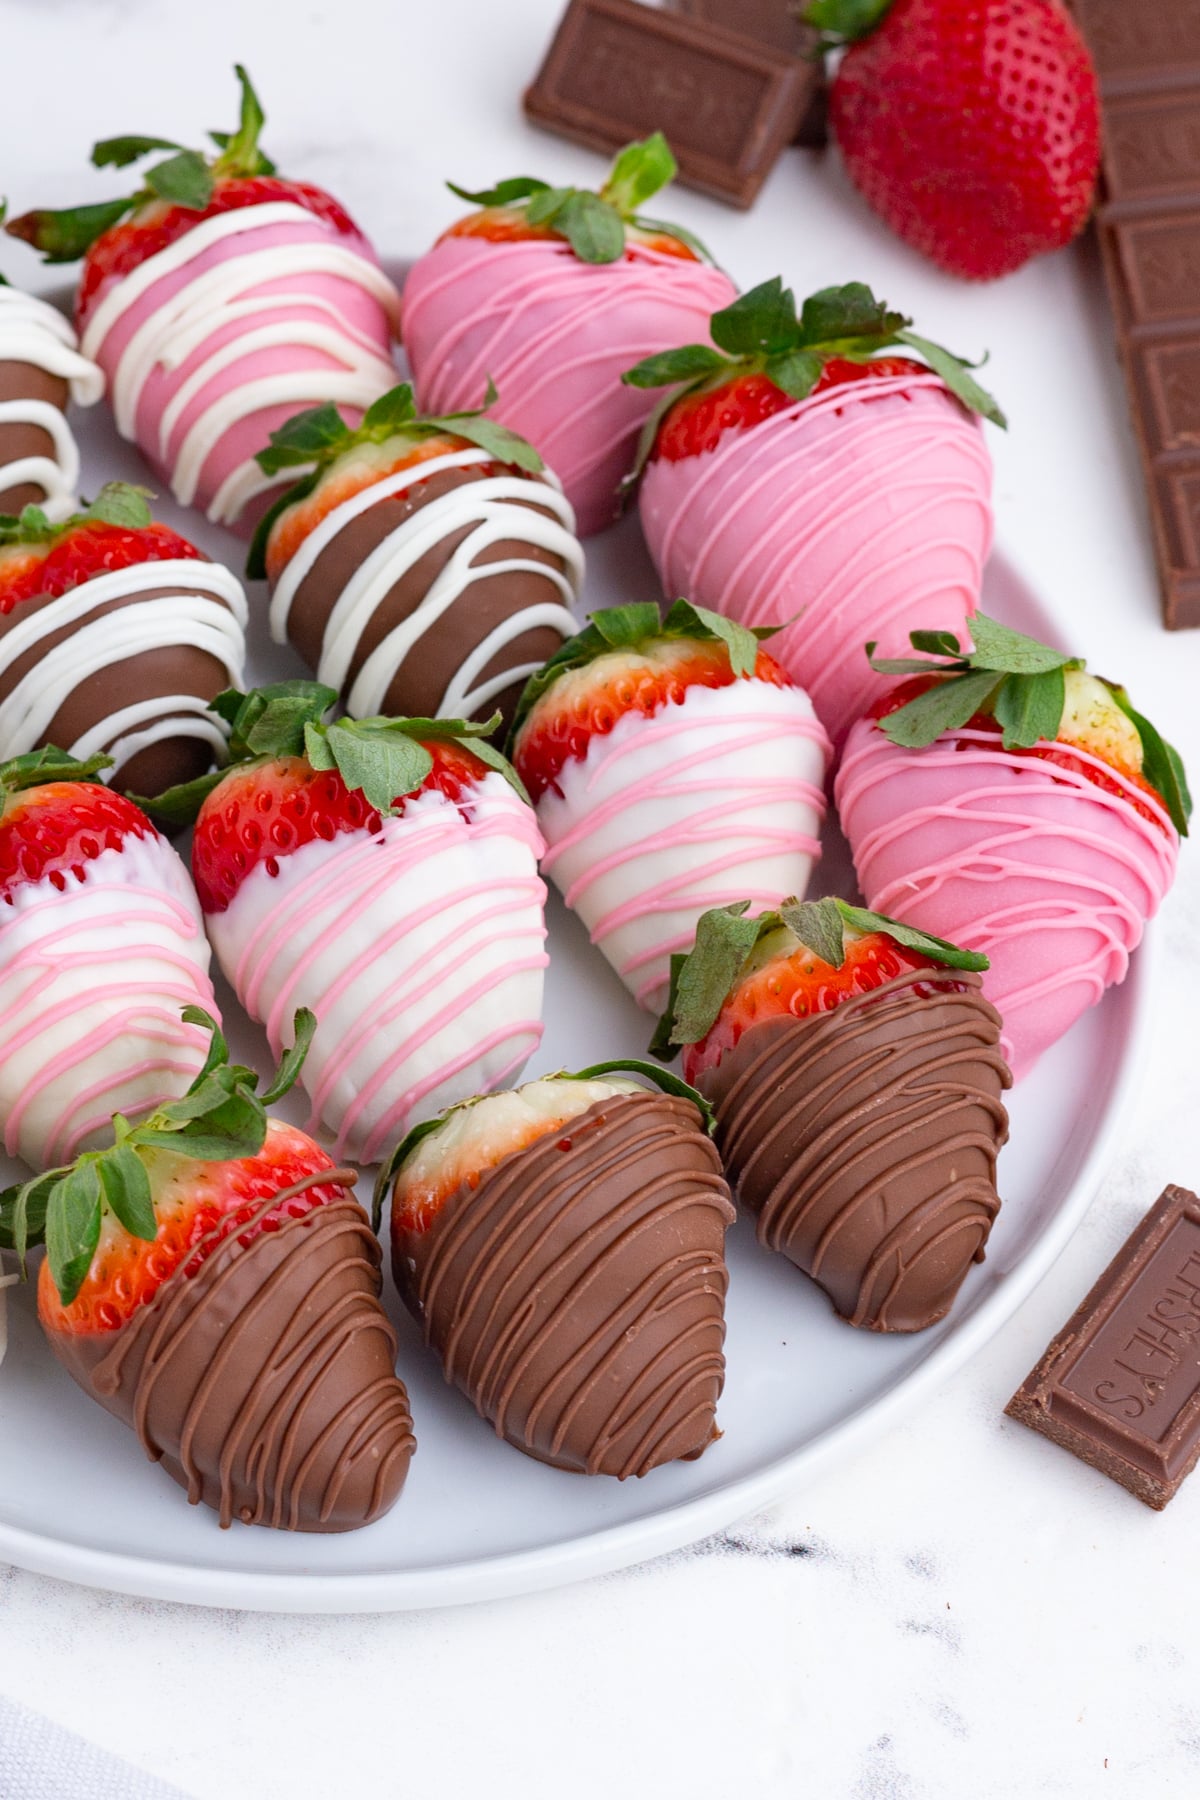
[{"left": 0, "top": 1696, "right": 194, "bottom": 1799}]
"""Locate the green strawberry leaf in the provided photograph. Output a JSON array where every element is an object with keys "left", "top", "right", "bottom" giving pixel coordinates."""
[
  {"left": 260, "top": 1007, "right": 318, "bottom": 1105},
  {"left": 46, "top": 1161, "right": 103, "bottom": 1308},
  {"left": 992, "top": 665, "right": 1066, "bottom": 749},
  {"left": 566, "top": 1058, "right": 716, "bottom": 1136},
  {"left": 127, "top": 767, "right": 227, "bottom": 828},
  {"left": 600, "top": 132, "right": 677, "bottom": 215},
  {"left": 83, "top": 482, "right": 155, "bottom": 530},
  {"left": 967, "top": 612, "right": 1071, "bottom": 675},
  {"left": 1107, "top": 683, "right": 1193, "bottom": 837},
  {"left": 144, "top": 150, "right": 215, "bottom": 211},
  {"left": 657, "top": 900, "right": 762, "bottom": 1051},
  {"left": 447, "top": 176, "right": 552, "bottom": 207},
  {"left": 361, "top": 384, "right": 419, "bottom": 436},
  {"left": 0, "top": 746, "right": 113, "bottom": 796},
  {"left": 763, "top": 347, "right": 824, "bottom": 401},
  {"left": 834, "top": 901, "right": 989, "bottom": 971},
  {"left": 4, "top": 197, "right": 137, "bottom": 263},
  {"left": 323, "top": 721, "right": 434, "bottom": 813},
  {"left": 0, "top": 1168, "right": 64, "bottom": 1258},
  {"left": 897, "top": 329, "right": 1007, "bottom": 428},
  {"left": 909, "top": 629, "right": 964, "bottom": 657},
  {"left": 710, "top": 278, "right": 799, "bottom": 358},
  {"left": 524, "top": 185, "right": 574, "bottom": 228},
  {"left": 648, "top": 953, "right": 688, "bottom": 1061},
  {"left": 621, "top": 344, "right": 729, "bottom": 390},
  {"left": 216, "top": 65, "right": 269, "bottom": 176},
  {"left": 629, "top": 213, "right": 714, "bottom": 264},
  {"left": 97, "top": 1144, "right": 156, "bottom": 1243},
  {"left": 796, "top": 281, "right": 902, "bottom": 346},
  {"left": 442, "top": 410, "right": 544, "bottom": 473},
  {"left": 92, "top": 135, "right": 185, "bottom": 169},
  {"left": 661, "top": 597, "right": 764, "bottom": 676},
  {"left": 779, "top": 896, "right": 846, "bottom": 967},
  {"left": 255, "top": 402, "right": 354, "bottom": 474},
  {"left": 181, "top": 1004, "right": 228, "bottom": 1082},
  {"left": 876, "top": 668, "right": 1004, "bottom": 748},
  {"left": 238, "top": 680, "right": 336, "bottom": 758},
  {"left": 557, "top": 191, "right": 625, "bottom": 264}
]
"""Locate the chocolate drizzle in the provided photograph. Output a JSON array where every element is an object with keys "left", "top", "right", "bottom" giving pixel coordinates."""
[
  {"left": 394, "top": 1092, "right": 735, "bottom": 1477},
  {"left": 50, "top": 1170, "right": 415, "bottom": 1531},
  {"left": 701, "top": 969, "right": 1011, "bottom": 1332}
]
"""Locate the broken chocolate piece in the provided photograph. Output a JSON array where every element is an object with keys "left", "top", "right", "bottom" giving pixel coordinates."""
[
  {"left": 669, "top": 0, "right": 828, "bottom": 147},
  {"left": 523, "top": 0, "right": 811, "bottom": 208},
  {"left": 1006, "top": 1183, "right": 1200, "bottom": 1509}
]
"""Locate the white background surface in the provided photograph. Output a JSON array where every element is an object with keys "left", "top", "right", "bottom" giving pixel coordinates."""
[{"left": 3, "top": 2, "right": 1200, "bottom": 1796}]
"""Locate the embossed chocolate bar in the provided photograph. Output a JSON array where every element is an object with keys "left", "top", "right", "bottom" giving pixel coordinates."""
[
  {"left": 523, "top": 0, "right": 813, "bottom": 207},
  {"left": 668, "top": 0, "right": 828, "bottom": 147},
  {"left": 1072, "top": 0, "right": 1200, "bottom": 626},
  {"left": 1006, "top": 1184, "right": 1200, "bottom": 1509}
]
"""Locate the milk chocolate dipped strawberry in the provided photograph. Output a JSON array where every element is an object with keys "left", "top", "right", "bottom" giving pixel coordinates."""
[
  {"left": 626, "top": 279, "right": 1003, "bottom": 747},
  {"left": 654, "top": 897, "right": 1009, "bottom": 1331},
  {"left": 510, "top": 599, "right": 830, "bottom": 1014},
  {"left": 379, "top": 1062, "right": 733, "bottom": 1476},
  {"left": 401, "top": 134, "right": 736, "bottom": 537},
  {"left": 148, "top": 681, "right": 547, "bottom": 1165},
  {"left": 7, "top": 68, "right": 399, "bottom": 534},
  {"left": 0, "top": 1012, "right": 415, "bottom": 1531},
  {"left": 836, "top": 614, "right": 1188, "bottom": 1078},
  {"left": 0, "top": 747, "right": 217, "bottom": 1171},
  {"left": 0, "top": 265, "right": 103, "bottom": 516},
  {"left": 0, "top": 484, "right": 246, "bottom": 796},
  {"left": 247, "top": 383, "right": 582, "bottom": 732}
]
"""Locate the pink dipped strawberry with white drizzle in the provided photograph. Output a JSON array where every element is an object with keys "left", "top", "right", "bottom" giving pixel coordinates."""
[
  {"left": 510, "top": 600, "right": 830, "bottom": 1016},
  {"left": 7, "top": 68, "right": 399, "bottom": 535},
  {"left": 835, "top": 614, "right": 1189, "bottom": 1078},
  {"left": 401, "top": 134, "right": 735, "bottom": 537},
  {"left": 149, "top": 682, "right": 547, "bottom": 1164},
  {"left": 0, "top": 747, "right": 217, "bottom": 1171},
  {"left": 626, "top": 278, "right": 1004, "bottom": 748}
]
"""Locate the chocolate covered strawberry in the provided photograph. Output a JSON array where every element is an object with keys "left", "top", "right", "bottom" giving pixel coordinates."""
[
  {"left": 0, "top": 747, "right": 217, "bottom": 1172},
  {"left": 7, "top": 67, "right": 399, "bottom": 533},
  {"left": 654, "top": 896, "right": 1010, "bottom": 1332},
  {"left": 247, "top": 382, "right": 582, "bottom": 731},
  {"left": 379, "top": 1061, "right": 733, "bottom": 1476},
  {"left": 627, "top": 280, "right": 1004, "bottom": 749},
  {"left": 0, "top": 1012, "right": 415, "bottom": 1530},
  {"left": 835, "top": 614, "right": 1188, "bottom": 1078},
  {"left": 401, "top": 133, "right": 735, "bottom": 536},
  {"left": 0, "top": 483, "right": 247, "bottom": 796},
  {"left": 510, "top": 599, "right": 830, "bottom": 1014},
  {"left": 148, "top": 681, "right": 547, "bottom": 1164},
  {"left": 805, "top": 0, "right": 1100, "bottom": 280}
]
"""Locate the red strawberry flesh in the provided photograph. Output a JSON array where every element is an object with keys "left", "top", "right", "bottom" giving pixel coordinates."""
[
  {"left": 0, "top": 520, "right": 203, "bottom": 614},
  {"left": 0, "top": 782, "right": 152, "bottom": 904}
]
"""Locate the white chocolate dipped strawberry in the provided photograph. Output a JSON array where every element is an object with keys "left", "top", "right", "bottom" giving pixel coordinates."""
[
  {"left": 0, "top": 747, "right": 217, "bottom": 1171},
  {"left": 510, "top": 600, "right": 830, "bottom": 1015},
  {"left": 626, "top": 279, "right": 1004, "bottom": 748},
  {"left": 7, "top": 69, "right": 399, "bottom": 535},
  {"left": 154, "top": 682, "right": 547, "bottom": 1164},
  {"left": 0, "top": 264, "right": 103, "bottom": 518},
  {"left": 836, "top": 614, "right": 1188, "bottom": 1078},
  {"left": 401, "top": 134, "right": 735, "bottom": 537}
]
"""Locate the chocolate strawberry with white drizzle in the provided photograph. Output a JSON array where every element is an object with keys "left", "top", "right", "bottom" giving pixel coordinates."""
[
  {"left": 378, "top": 1060, "right": 733, "bottom": 1477},
  {"left": 7, "top": 67, "right": 399, "bottom": 534},
  {"left": 0, "top": 1010, "right": 416, "bottom": 1531},
  {"left": 144, "top": 680, "right": 547, "bottom": 1165},
  {"left": 653, "top": 896, "right": 1010, "bottom": 1332},
  {"left": 510, "top": 599, "right": 830, "bottom": 1015},
  {"left": 0, "top": 746, "right": 217, "bottom": 1172},
  {"left": 835, "top": 613, "right": 1189, "bottom": 1078},
  {"left": 0, "top": 265, "right": 103, "bottom": 517},
  {"left": 247, "top": 381, "right": 583, "bottom": 732},
  {"left": 625, "top": 278, "right": 1003, "bottom": 747}
]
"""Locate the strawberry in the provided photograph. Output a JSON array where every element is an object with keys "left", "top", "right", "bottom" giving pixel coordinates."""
[
  {"left": 654, "top": 896, "right": 1009, "bottom": 1332},
  {"left": 0, "top": 745, "right": 219, "bottom": 1171},
  {"left": 805, "top": 0, "right": 1100, "bottom": 281},
  {"left": 6, "top": 68, "right": 399, "bottom": 534},
  {"left": 377, "top": 1061, "right": 733, "bottom": 1477},
  {"left": 0, "top": 1012, "right": 416, "bottom": 1531},
  {"left": 245, "top": 382, "right": 581, "bottom": 731},
  {"left": 624, "top": 279, "right": 1004, "bottom": 748},
  {"left": 0, "top": 483, "right": 247, "bottom": 797},
  {"left": 510, "top": 599, "right": 830, "bottom": 1013},
  {"left": 146, "top": 681, "right": 548, "bottom": 1164},
  {"left": 836, "top": 614, "right": 1189, "bottom": 1078},
  {"left": 402, "top": 134, "right": 736, "bottom": 537}
]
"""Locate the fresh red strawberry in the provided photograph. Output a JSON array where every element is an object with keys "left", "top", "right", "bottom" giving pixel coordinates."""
[
  {"left": 0, "top": 487, "right": 200, "bottom": 614},
  {"left": 147, "top": 681, "right": 547, "bottom": 1164},
  {"left": 0, "top": 1011, "right": 416, "bottom": 1531},
  {"left": 806, "top": 0, "right": 1100, "bottom": 280}
]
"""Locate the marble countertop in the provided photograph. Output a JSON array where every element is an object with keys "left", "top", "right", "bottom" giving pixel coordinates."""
[{"left": 4, "top": 2, "right": 1200, "bottom": 1795}]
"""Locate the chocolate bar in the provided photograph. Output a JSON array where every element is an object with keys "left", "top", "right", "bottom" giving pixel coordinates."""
[
  {"left": 669, "top": 0, "right": 829, "bottom": 147},
  {"left": 523, "top": 0, "right": 813, "bottom": 208},
  {"left": 1006, "top": 1184, "right": 1200, "bottom": 1509},
  {"left": 1072, "top": 0, "right": 1200, "bottom": 627}
]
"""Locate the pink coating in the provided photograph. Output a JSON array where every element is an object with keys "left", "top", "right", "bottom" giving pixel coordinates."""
[
  {"left": 835, "top": 718, "right": 1179, "bottom": 1079},
  {"left": 210, "top": 783, "right": 548, "bottom": 1164},
  {"left": 401, "top": 234, "right": 736, "bottom": 536},
  {"left": 638, "top": 374, "right": 994, "bottom": 749}
]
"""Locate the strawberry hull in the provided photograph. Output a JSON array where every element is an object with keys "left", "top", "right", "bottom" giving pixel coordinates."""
[
  {"left": 0, "top": 828, "right": 216, "bottom": 1169},
  {"left": 835, "top": 718, "right": 1179, "bottom": 1079},
  {"left": 401, "top": 236, "right": 735, "bottom": 537},
  {"left": 205, "top": 776, "right": 548, "bottom": 1163},
  {"left": 639, "top": 373, "right": 993, "bottom": 748},
  {"left": 536, "top": 678, "right": 831, "bottom": 1015},
  {"left": 80, "top": 206, "right": 400, "bottom": 534},
  {"left": 0, "top": 289, "right": 103, "bottom": 518}
]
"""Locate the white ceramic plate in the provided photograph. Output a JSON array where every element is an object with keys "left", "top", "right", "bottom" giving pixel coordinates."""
[{"left": 0, "top": 382, "right": 1151, "bottom": 1611}]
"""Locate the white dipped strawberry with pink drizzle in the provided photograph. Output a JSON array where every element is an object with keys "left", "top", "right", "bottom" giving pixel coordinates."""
[
  {"left": 0, "top": 747, "right": 217, "bottom": 1171},
  {"left": 510, "top": 600, "right": 830, "bottom": 1016},
  {"left": 7, "top": 68, "right": 399, "bottom": 535},
  {"left": 626, "top": 279, "right": 1005, "bottom": 748},
  {"left": 158, "top": 682, "right": 547, "bottom": 1164},
  {"left": 401, "top": 134, "right": 735, "bottom": 537},
  {"left": 836, "top": 614, "right": 1189, "bottom": 1079}
]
